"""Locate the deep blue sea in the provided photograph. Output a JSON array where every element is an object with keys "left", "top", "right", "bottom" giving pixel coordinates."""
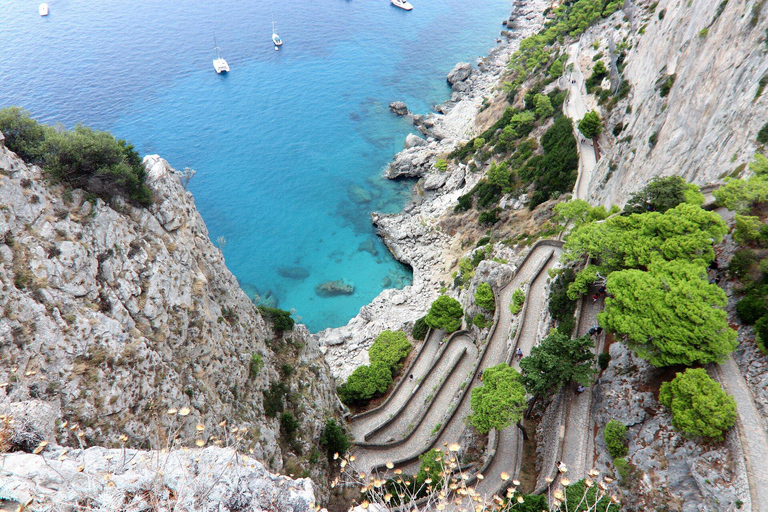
[{"left": 0, "top": 0, "right": 512, "bottom": 331}]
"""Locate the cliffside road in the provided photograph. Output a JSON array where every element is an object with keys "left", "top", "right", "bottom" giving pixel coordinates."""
[
  {"left": 716, "top": 356, "right": 768, "bottom": 511},
  {"left": 555, "top": 294, "right": 604, "bottom": 485},
  {"left": 563, "top": 42, "right": 598, "bottom": 201},
  {"left": 349, "top": 243, "right": 560, "bottom": 478},
  {"left": 474, "top": 250, "right": 560, "bottom": 499}
]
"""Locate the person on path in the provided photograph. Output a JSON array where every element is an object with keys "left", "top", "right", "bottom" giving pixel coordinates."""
[
  {"left": 592, "top": 294, "right": 599, "bottom": 304},
  {"left": 409, "top": 374, "right": 414, "bottom": 381},
  {"left": 576, "top": 385, "right": 585, "bottom": 394},
  {"left": 515, "top": 347, "right": 523, "bottom": 358},
  {"left": 596, "top": 326, "right": 603, "bottom": 336}
]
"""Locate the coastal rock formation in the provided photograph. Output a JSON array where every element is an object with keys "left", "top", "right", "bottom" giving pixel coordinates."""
[
  {"left": 447, "top": 62, "right": 472, "bottom": 85},
  {"left": 389, "top": 101, "right": 409, "bottom": 116},
  {"left": 0, "top": 402, "right": 323, "bottom": 512},
  {"left": 315, "top": 279, "right": 355, "bottom": 297},
  {"left": 404, "top": 133, "right": 426, "bottom": 149},
  {"left": 0, "top": 147, "right": 340, "bottom": 489},
  {"left": 278, "top": 265, "right": 311, "bottom": 281}
]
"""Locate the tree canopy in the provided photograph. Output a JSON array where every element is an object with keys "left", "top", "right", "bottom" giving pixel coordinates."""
[
  {"left": 659, "top": 368, "right": 737, "bottom": 441},
  {"left": 425, "top": 295, "right": 464, "bottom": 333},
  {"left": 714, "top": 153, "right": 768, "bottom": 213},
  {"left": 578, "top": 110, "right": 603, "bottom": 139},
  {"left": 469, "top": 364, "right": 527, "bottom": 434},
  {"left": 474, "top": 282, "right": 496, "bottom": 311},
  {"left": 563, "top": 202, "right": 727, "bottom": 273},
  {"left": 599, "top": 258, "right": 737, "bottom": 366},
  {"left": 622, "top": 176, "right": 704, "bottom": 215},
  {"left": 553, "top": 199, "right": 616, "bottom": 231},
  {"left": 534, "top": 93, "right": 555, "bottom": 117},
  {"left": 520, "top": 332, "right": 596, "bottom": 398},
  {"left": 319, "top": 419, "right": 350, "bottom": 460},
  {"left": 337, "top": 362, "right": 393, "bottom": 406},
  {"left": 368, "top": 330, "right": 412, "bottom": 376}
]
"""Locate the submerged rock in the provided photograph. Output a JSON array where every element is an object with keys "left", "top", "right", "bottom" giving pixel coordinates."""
[
  {"left": 358, "top": 239, "right": 379, "bottom": 256},
  {"left": 447, "top": 62, "right": 472, "bottom": 84},
  {"left": 389, "top": 101, "right": 409, "bottom": 116},
  {"left": 347, "top": 184, "right": 373, "bottom": 204},
  {"left": 277, "top": 265, "right": 310, "bottom": 281},
  {"left": 315, "top": 279, "right": 355, "bottom": 297}
]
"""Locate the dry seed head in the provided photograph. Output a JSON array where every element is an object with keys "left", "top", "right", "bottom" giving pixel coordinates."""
[{"left": 178, "top": 407, "right": 191, "bottom": 416}]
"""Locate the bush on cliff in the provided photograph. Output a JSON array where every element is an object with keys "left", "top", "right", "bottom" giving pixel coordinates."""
[
  {"left": 469, "top": 363, "right": 526, "bottom": 434},
  {"left": 603, "top": 420, "right": 628, "bottom": 458},
  {"left": 0, "top": 107, "right": 153, "bottom": 206},
  {"left": 424, "top": 295, "right": 464, "bottom": 333},
  {"left": 659, "top": 368, "right": 737, "bottom": 441},
  {"left": 258, "top": 306, "right": 295, "bottom": 333},
  {"left": 319, "top": 418, "right": 350, "bottom": 460},
  {"left": 622, "top": 175, "right": 704, "bottom": 215},
  {"left": 369, "top": 330, "right": 412, "bottom": 376},
  {"left": 474, "top": 282, "right": 496, "bottom": 311},
  {"left": 412, "top": 316, "right": 429, "bottom": 340},
  {"left": 337, "top": 361, "right": 393, "bottom": 406},
  {"left": 578, "top": 110, "right": 603, "bottom": 139}
]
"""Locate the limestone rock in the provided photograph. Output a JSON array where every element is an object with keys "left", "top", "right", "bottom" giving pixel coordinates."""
[
  {"left": 389, "top": 101, "right": 409, "bottom": 116},
  {"left": 315, "top": 279, "right": 355, "bottom": 297},
  {"left": 447, "top": 62, "right": 472, "bottom": 84},
  {"left": 404, "top": 133, "right": 426, "bottom": 149}
]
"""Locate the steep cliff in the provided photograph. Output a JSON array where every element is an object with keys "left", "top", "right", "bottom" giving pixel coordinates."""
[
  {"left": 0, "top": 146, "right": 341, "bottom": 487},
  {"left": 585, "top": 0, "right": 768, "bottom": 205}
]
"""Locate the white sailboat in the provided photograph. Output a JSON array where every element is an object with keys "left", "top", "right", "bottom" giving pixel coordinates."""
[
  {"left": 391, "top": 0, "right": 413, "bottom": 10},
  {"left": 212, "top": 36, "right": 230, "bottom": 74},
  {"left": 272, "top": 20, "right": 283, "bottom": 49},
  {"left": 39, "top": 3, "right": 49, "bottom": 16}
]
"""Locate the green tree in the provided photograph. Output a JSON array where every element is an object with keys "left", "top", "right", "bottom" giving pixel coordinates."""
[
  {"left": 534, "top": 93, "right": 555, "bottom": 117},
  {"left": 553, "top": 199, "right": 614, "bottom": 230},
  {"left": 368, "top": 330, "right": 412, "bottom": 376},
  {"left": 337, "top": 362, "right": 393, "bottom": 406},
  {"left": 733, "top": 214, "right": 762, "bottom": 244},
  {"left": 424, "top": 295, "right": 464, "bottom": 333},
  {"left": 622, "top": 176, "right": 704, "bottom": 215},
  {"left": 280, "top": 412, "right": 300, "bottom": 444},
  {"left": 578, "top": 110, "right": 603, "bottom": 139},
  {"left": 603, "top": 420, "right": 628, "bottom": 458},
  {"left": 416, "top": 448, "right": 445, "bottom": 489},
  {"left": 474, "top": 282, "right": 496, "bottom": 311},
  {"left": 714, "top": 153, "right": 768, "bottom": 213},
  {"left": 520, "top": 332, "right": 596, "bottom": 398},
  {"left": 258, "top": 306, "right": 295, "bottom": 333},
  {"left": 487, "top": 162, "right": 511, "bottom": 190},
  {"left": 755, "top": 315, "right": 768, "bottom": 351},
  {"left": 659, "top": 368, "right": 737, "bottom": 441},
  {"left": 0, "top": 107, "right": 48, "bottom": 162},
  {"left": 563, "top": 203, "right": 728, "bottom": 273},
  {"left": 469, "top": 364, "right": 527, "bottom": 434},
  {"left": 319, "top": 419, "right": 350, "bottom": 460},
  {"left": 599, "top": 258, "right": 737, "bottom": 367},
  {"left": 412, "top": 316, "right": 429, "bottom": 340}
]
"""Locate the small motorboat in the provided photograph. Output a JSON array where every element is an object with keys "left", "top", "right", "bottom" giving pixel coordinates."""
[
  {"left": 212, "top": 36, "right": 230, "bottom": 74},
  {"left": 39, "top": 3, "right": 49, "bottom": 16},
  {"left": 272, "top": 21, "right": 283, "bottom": 49},
  {"left": 391, "top": 0, "right": 413, "bottom": 10}
]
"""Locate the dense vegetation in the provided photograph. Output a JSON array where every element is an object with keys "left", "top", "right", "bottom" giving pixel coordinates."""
[
  {"left": 603, "top": 420, "right": 628, "bottom": 458},
  {"left": 520, "top": 332, "right": 596, "bottom": 398},
  {"left": 258, "top": 306, "right": 295, "bottom": 333},
  {"left": 424, "top": 295, "right": 464, "bottom": 333},
  {"left": 474, "top": 282, "right": 496, "bottom": 311},
  {"left": 0, "top": 107, "right": 152, "bottom": 205},
  {"left": 659, "top": 368, "right": 737, "bottom": 441},
  {"left": 548, "top": 268, "right": 579, "bottom": 336},
  {"left": 319, "top": 418, "right": 350, "bottom": 460},
  {"left": 368, "top": 330, "right": 413, "bottom": 376},
  {"left": 622, "top": 175, "right": 704, "bottom": 215},
  {"left": 578, "top": 110, "right": 603, "bottom": 139},
  {"left": 469, "top": 363, "right": 527, "bottom": 434}
]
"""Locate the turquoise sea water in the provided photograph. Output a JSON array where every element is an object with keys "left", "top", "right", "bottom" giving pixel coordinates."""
[{"left": 0, "top": 0, "right": 512, "bottom": 331}]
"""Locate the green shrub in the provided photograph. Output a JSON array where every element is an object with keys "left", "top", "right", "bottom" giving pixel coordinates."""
[
  {"left": 520, "top": 115, "right": 578, "bottom": 208},
  {"left": 736, "top": 294, "right": 768, "bottom": 324},
  {"left": 578, "top": 111, "right": 603, "bottom": 139},
  {"left": 659, "top": 368, "right": 737, "bottom": 441},
  {"left": 472, "top": 313, "right": 492, "bottom": 328},
  {"left": 434, "top": 159, "right": 448, "bottom": 171},
  {"left": 487, "top": 162, "right": 511, "bottom": 190},
  {"left": 369, "top": 330, "right": 412, "bottom": 376},
  {"left": 319, "top": 419, "right": 350, "bottom": 460},
  {"left": 0, "top": 107, "right": 153, "bottom": 206},
  {"left": 280, "top": 412, "right": 300, "bottom": 443},
  {"left": 473, "top": 137, "right": 486, "bottom": 149},
  {"left": 613, "top": 457, "right": 631, "bottom": 480},
  {"left": 622, "top": 175, "right": 704, "bottom": 215},
  {"left": 479, "top": 208, "right": 501, "bottom": 226},
  {"left": 557, "top": 315, "right": 577, "bottom": 336},
  {"left": 728, "top": 249, "right": 757, "bottom": 280},
  {"left": 509, "top": 288, "right": 525, "bottom": 314},
  {"left": 264, "top": 382, "right": 287, "bottom": 418},
  {"left": 756, "top": 315, "right": 768, "bottom": 351},
  {"left": 475, "top": 236, "right": 492, "bottom": 247},
  {"left": 534, "top": 93, "right": 555, "bottom": 117},
  {"left": 474, "top": 282, "right": 496, "bottom": 311},
  {"left": 734, "top": 215, "right": 762, "bottom": 244},
  {"left": 258, "top": 306, "right": 295, "bottom": 333},
  {"left": 416, "top": 449, "right": 444, "bottom": 489},
  {"left": 585, "top": 61, "right": 608, "bottom": 93},
  {"left": 563, "top": 479, "right": 616, "bottom": 511},
  {"left": 412, "top": 316, "right": 429, "bottom": 340},
  {"left": 756, "top": 74, "right": 768, "bottom": 100},
  {"left": 758, "top": 122, "right": 768, "bottom": 145},
  {"left": 337, "top": 362, "right": 393, "bottom": 406},
  {"left": 425, "top": 295, "right": 464, "bottom": 333},
  {"left": 470, "top": 363, "right": 526, "bottom": 434},
  {"left": 603, "top": 420, "right": 628, "bottom": 458},
  {"left": 249, "top": 353, "right": 264, "bottom": 380},
  {"left": 549, "top": 268, "right": 578, "bottom": 328},
  {"left": 598, "top": 352, "right": 611, "bottom": 370},
  {"left": 658, "top": 73, "right": 676, "bottom": 98}
]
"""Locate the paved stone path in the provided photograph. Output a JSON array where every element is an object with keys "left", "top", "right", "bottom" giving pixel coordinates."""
[
  {"left": 562, "top": 41, "right": 598, "bottom": 202},
  {"left": 474, "top": 251, "right": 560, "bottom": 499},
  {"left": 716, "top": 356, "right": 768, "bottom": 511},
  {"left": 349, "top": 244, "right": 559, "bottom": 477}
]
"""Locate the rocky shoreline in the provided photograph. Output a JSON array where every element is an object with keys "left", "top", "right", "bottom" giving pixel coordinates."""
[{"left": 316, "top": 0, "right": 553, "bottom": 379}]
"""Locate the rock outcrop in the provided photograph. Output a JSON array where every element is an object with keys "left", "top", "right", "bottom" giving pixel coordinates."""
[
  {"left": 446, "top": 62, "right": 472, "bottom": 85},
  {"left": 0, "top": 148, "right": 340, "bottom": 489},
  {"left": 388, "top": 101, "right": 409, "bottom": 116}
]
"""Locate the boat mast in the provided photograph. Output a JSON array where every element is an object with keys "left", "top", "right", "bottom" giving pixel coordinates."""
[{"left": 214, "top": 35, "right": 221, "bottom": 59}]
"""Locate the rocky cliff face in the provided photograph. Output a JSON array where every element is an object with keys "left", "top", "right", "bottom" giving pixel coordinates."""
[
  {"left": 585, "top": 0, "right": 768, "bottom": 205},
  {"left": 0, "top": 147, "right": 340, "bottom": 486}
]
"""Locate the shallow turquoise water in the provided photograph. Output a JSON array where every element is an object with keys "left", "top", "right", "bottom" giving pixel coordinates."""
[{"left": 0, "top": 0, "right": 512, "bottom": 331}]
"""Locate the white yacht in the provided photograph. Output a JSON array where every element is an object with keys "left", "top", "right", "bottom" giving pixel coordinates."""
[
  {"left": 213, "top": 36, "right": 230, "bottom": 74},
  {"left": 391, "top": 0, "right": 413, "bottom": 10},
  {"left": 272, "top": 21, "right": 283, "bottom": 49},
  {"left": 39, "top": 3, "right": 49, "bottom": 16}
]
